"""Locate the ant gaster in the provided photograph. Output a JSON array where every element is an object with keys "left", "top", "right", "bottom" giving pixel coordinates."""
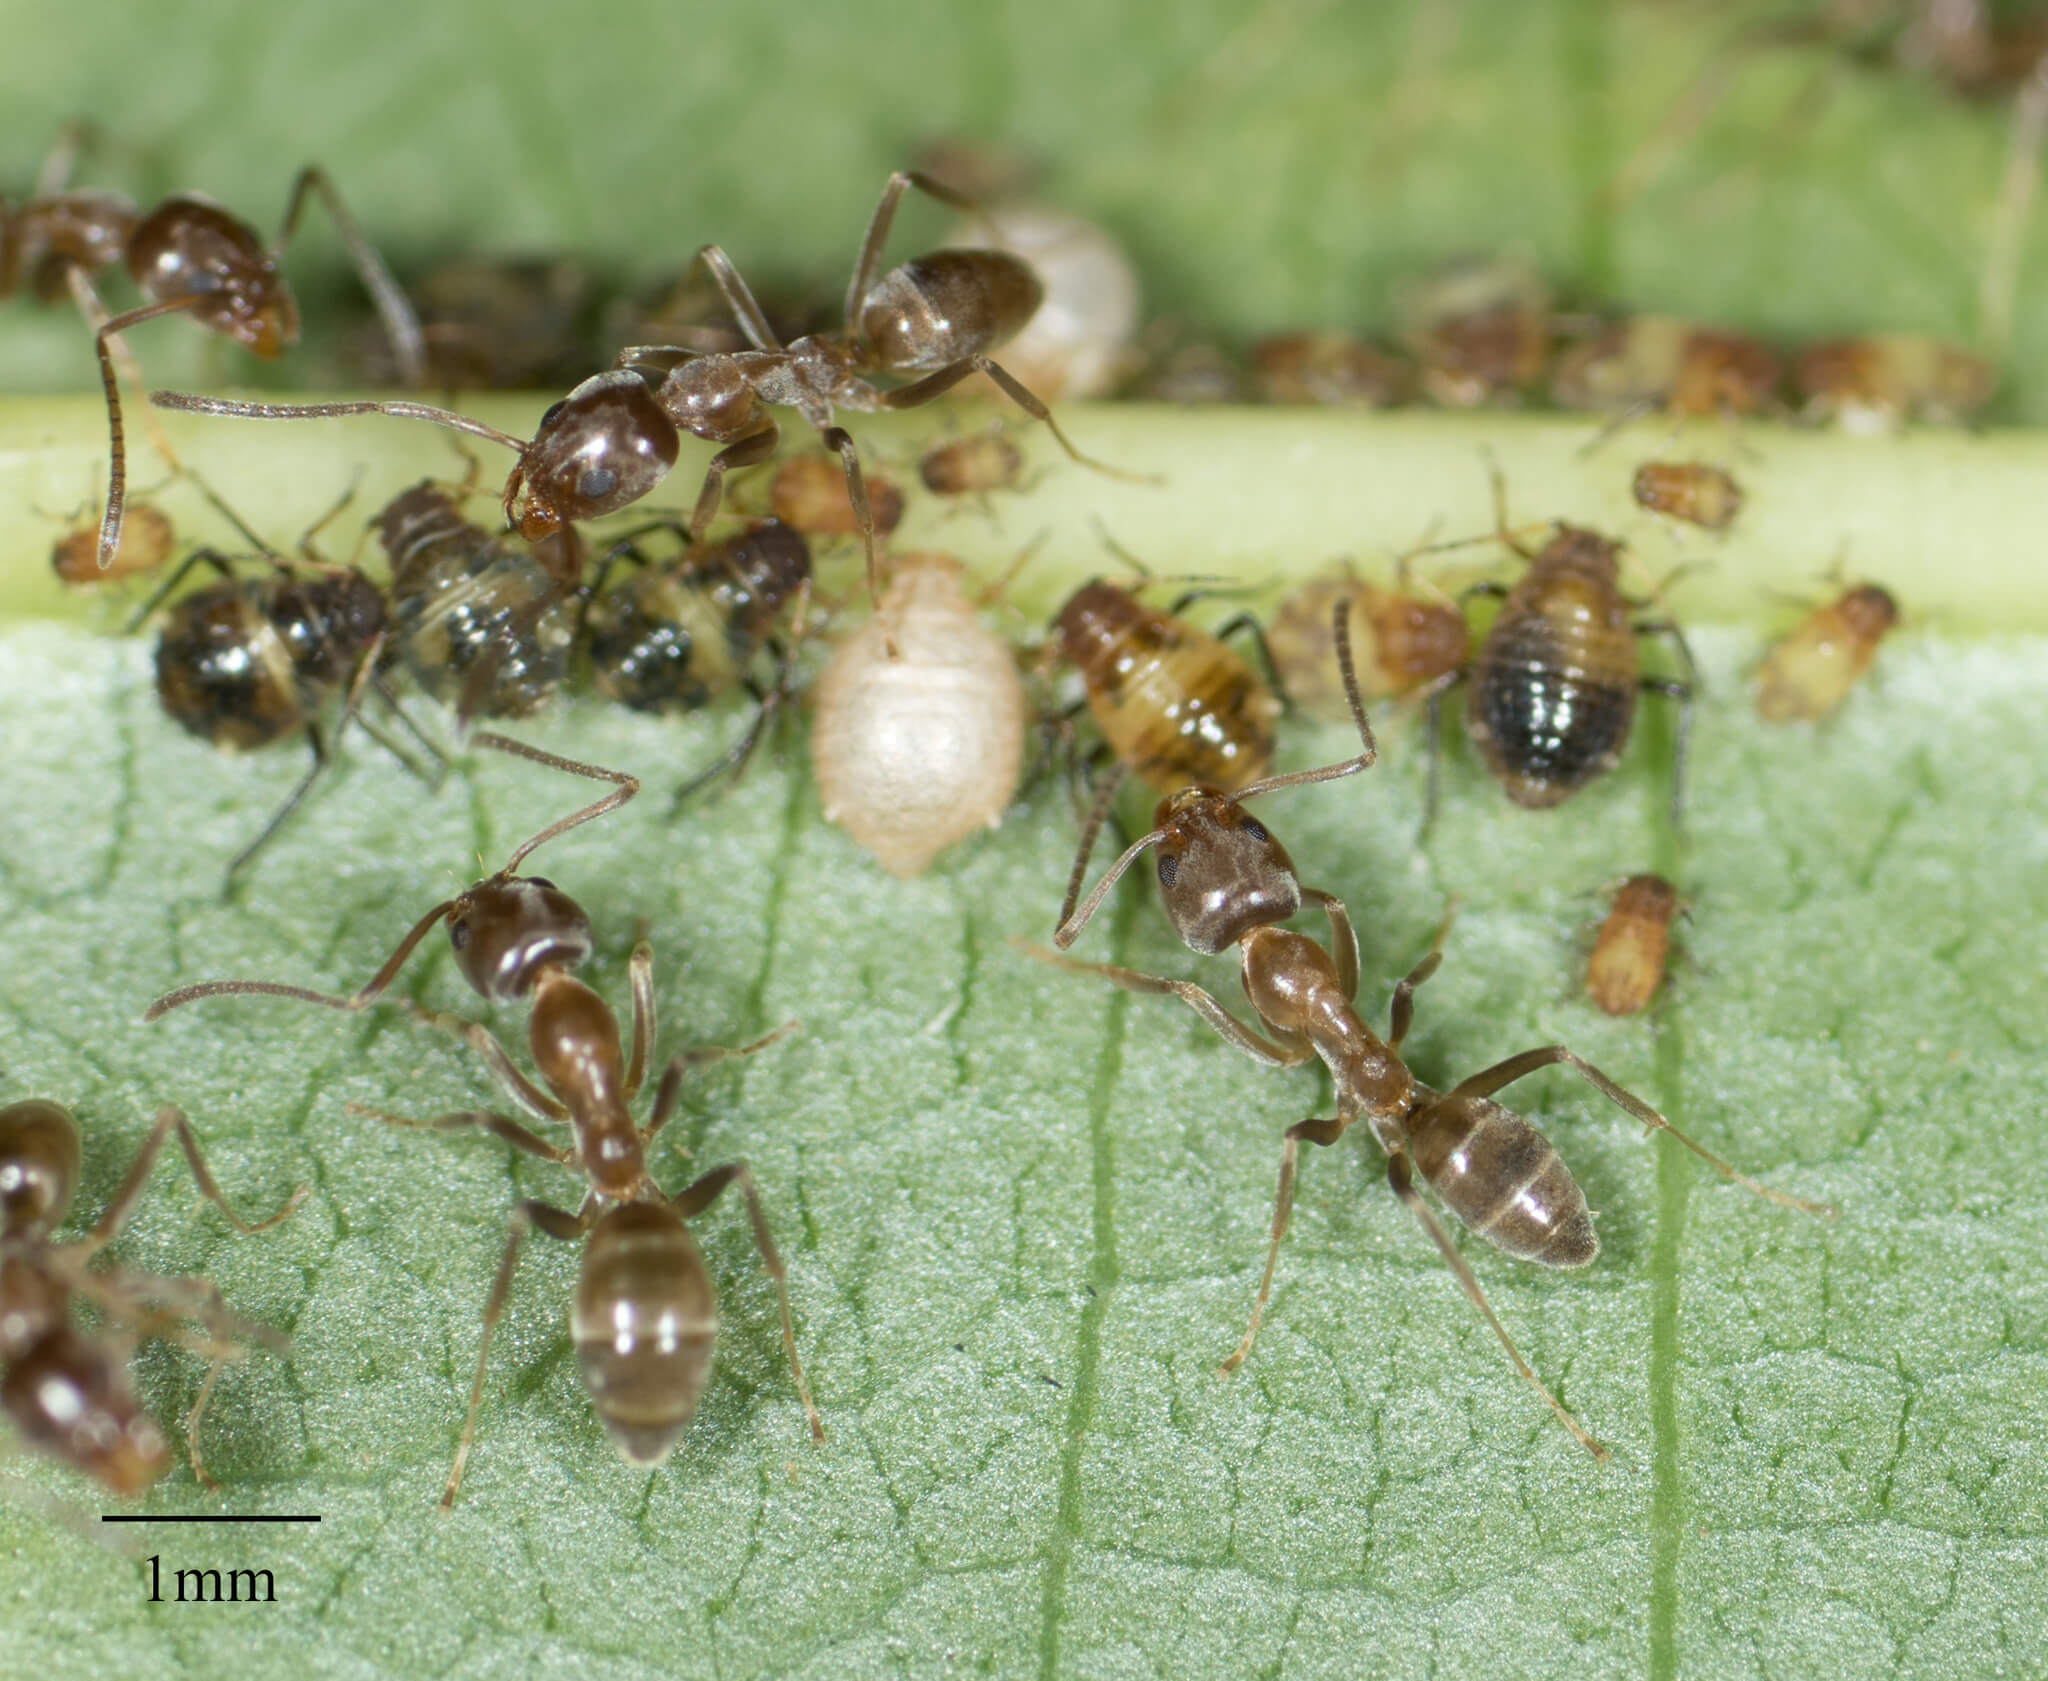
[
  {"left": 0, "top": 1098, "right": 301, "bottom": 1493},
  {"left": 1029, "top": 602, "right": 1830, "bottom": 1461},
  {"left": 145, "top": 737, "right": 822, "bottom": 1504},
  {"left": 153, "top": 170, "right": 1138, "bottom": 616},
  {"left": 1, "top": 127, "right": 424, "bottom": 573}
]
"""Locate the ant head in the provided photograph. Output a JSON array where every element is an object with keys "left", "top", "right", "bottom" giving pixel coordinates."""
[
  {"left": 127, "top": 198, "right": 299, "bottom": 358},
  {"left": 2, "top": 1328, "right": 170, "bottom": 1495},
  {"left": 0, "top": 1100, "right": 81, "bottom": 1238},
  {"left": 1150, "top": 788, "right": 1302, "bottom": 955},
  {"left": 447, "top": 876, "right": 594, "bottom": 1001},
  {"left": 514, "top": 371, "right": 680, "bottom": 539}
]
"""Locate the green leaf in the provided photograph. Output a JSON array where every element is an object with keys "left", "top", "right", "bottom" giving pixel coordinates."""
[{"left": 2, "top": 2, "right": 2045, "bottom": 1678}]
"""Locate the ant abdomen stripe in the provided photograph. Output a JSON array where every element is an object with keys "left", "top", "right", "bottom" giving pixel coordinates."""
[{"left": 1408, "top": 1098, "right": 1598, "bottom": 1268}]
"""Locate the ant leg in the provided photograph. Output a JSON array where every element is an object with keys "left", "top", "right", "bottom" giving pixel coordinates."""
[
  {"left": 1300, "top": 888, "right": 1360, "bottom": 1001},
  {"left": 1440, "top": 1046, "right": 1834, "bottom": 1216},
  {"left": 841, "top": 170, "right": 983, "bottom": 338},
  {"left": 1057, "top": 761, "right": 1129, "bottom": 935},
  {"left": 687, "top": 423, "right": 782, "bottom": 545},
  {"left": 1415, "top": 668, "right": 1461, "bottom": 840},
  {"left": 688, "top": 246, "right": 784, "bottom": 352},
  {"left": 278, "top": 166, "right": 426, "bottom": 387},
  {"left": 1387, "top": 915, "right": 1455, "bottom": 1051},
  {"left": 879, "top": 356, "right": 1153, "bottom": 483},
  {"left": 397, "top": 1001, "right": 571, "bottom": 1123},
  {"left": 639, "top": 1022, "right": 803, "bottom": 1147},
  {"left": 815, "top": 423, "right": 891, "bottom": 631},
  {"left": 346, "top": 1104, "right": 572, "bottom": 1165},
  {"left": 183, "top": 1355, "right": 231, "bottom": 1491},
  {"left": 93, "top": 295, "right": 207, "bottom": 569},
  {"left": 82, "top": 1106, "right": 307, "bottom": 1255},
  {"left": 670, "top": 1163, "right": 824, "bottom": 1443},
  {"left": 1387, "top": 1152, "right": 1611, "bottom": 1463},
  {"left": 443, "top": 1197, "right": 593, "bottom": 1508},
  {"left": 1013, "top": 942, "right": 1314, "bottom": 1067},
  {"left": 1218, "top": 1112, "right": 1355, "bottom": 1376},
  {"left": 622, "top": 941, "right": 658, "bottom": 1101},
  {"left": 121, "top": 544, "right": 238, "bottom": 635},
  {"left": 32, "top": 119, "right": 92, "bottom": 197}
]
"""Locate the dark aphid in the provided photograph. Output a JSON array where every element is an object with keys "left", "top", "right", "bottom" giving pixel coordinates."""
[
  {"left": 2, "top": 126, "right": 421, "bottom": 572},
  {"left": 371, "top": 480, "right": 577, "bottom": 722},
  {"left": 1631, "top": 460, "right": 1744, "bottom": 531},
  {"left": 144, "top": 742, "right": 821, "bottom": 1505},
  {"left": 1249, "top": 331, "right": 1410, "bottom": 407},
  {"left": 1025, "top": 601, "right": 1828, "bottom": 1462},
  {"left": 1755, "top": 583, "right": 1900, "bottom": 722},
  {"left": 1586, "top": 873, "right": 1680, "bottom": 1015},
  {"left": 0, "top": 1098, "right": 300, "bottom": 1493},
  {"left": 1794, "top": 335, "right": 1996, "bottom": 433}
]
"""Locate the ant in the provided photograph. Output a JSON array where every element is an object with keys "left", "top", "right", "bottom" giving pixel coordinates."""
[
  {"left": 153, "top": 170, "right": 1138, "bottom": 618},
  {"left": 0, "top": 1098, "right": 302, "bottom": 1495},
  {"left": 1026, "top": 602, "right": 1831, "bottom": 1461},
  {"left": 144, "top": 737, "right": 821, "bottom": 1504},
  {"left": 1, "top": 125, "right": 423, "bottom": 574}
]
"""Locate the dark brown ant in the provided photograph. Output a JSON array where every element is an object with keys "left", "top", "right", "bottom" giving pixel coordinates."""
[
  {"left": 1026, "top": 604, "right": 1829, "bottom": 1460},
  {"left": 580, "top": 517, "right": 814, "bottom": 798},
  {"left": 0, "top": 1098, "right": 301, "bottom": 1494},
  {"left": 1454, "top": 470, "right": 1698, "bottom": 819},
  {"left": 0, "top": 126, "right": 423, "bottom": 573},
  {"left": 144, "top": 739, "right": 821, "bottom": 1503},
  {"left": 1050, "top": 576, "right": 1285, "bottom": 928},
  {"left": 152, "top": 170, "right": 1137, "bottom": 614}
]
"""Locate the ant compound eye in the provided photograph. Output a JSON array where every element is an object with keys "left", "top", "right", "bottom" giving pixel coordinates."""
[
  {"left": 1157, "top": 853, "right": 1179, "bottom": 887},
  {"left": 1240, "top": 816, "right": 1270, "bottom": 843},
  {"left": 528, "top": 877, "right": 556, "bottom": 890},
  {"left": 448, "top": 918, "right": 471, "bottom": 951},
  {"left": 538, "top": 399, "right": 567, "bottom": 432},
  {"left": 578, "top": 467, "right": 617, "bottom": 503}
]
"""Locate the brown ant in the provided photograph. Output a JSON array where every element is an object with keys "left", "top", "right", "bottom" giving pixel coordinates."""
[
  {"left": 0, "top": 1098, "right": 302, "bottom": 1494},
  {"left": 144, "top": 738, "right": 821, "bottom": 1503},
  {"left": 1027, "top": 603, "right": 1830, "bottom": 1460},
  {"left": 1, "top": 126, "right": 423, "bottom": 573},
  {"left": 153, "top": 170, "right": 1137, "bottom": 614}
]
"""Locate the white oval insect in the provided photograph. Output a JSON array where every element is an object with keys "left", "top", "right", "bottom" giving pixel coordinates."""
[{"left": 810, "top": 555, "right": 1027, "bottom": 877}]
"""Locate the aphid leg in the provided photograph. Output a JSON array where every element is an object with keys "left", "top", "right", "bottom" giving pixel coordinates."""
[
  {"left": 1633, "top": 614, "right": 1700, "bottom": 830},
  {"left": 443, "top": 1196, "right": 594, "bottom": 1508},
  {"left": 183, "top": 1355, "right": 231, "bottom": 1490},
  {"left": 81, "top": 1106, "right": 307, "bottom": 1255},
  {"left": 670, "top": 1163, "right": 824, "bottom": 1443},
  {"left": 347, "top": 1104, "right": 573, "bottom": 1165},
  {"left": 1440, "top": 1046, "right": 1834, "bottom": 1217},
  {"left": 673, "top": 580, "right": 816, "bottom": 807},
  {"left": 1386, "top": 1151, "right": 1611, "bottom": 1464},
  {"left": 1218, "top": 1111, "right": 1354, "bottom": 1376},
  {"left": 278, "top": 166, "right": 426, "bottom": 387},
  {"left": 1014, "top": 942, "right": 1314, "bottom": 1067},
  {"left": 396, "top": 1001, "right": 571, "bottom": 1123},
  {"left": 121, "top": 544, "right": 238, "bottom": 635},
  {"left": 1208, "top": 608, "right": 1292, "bottom": 708},
  {"left": 1414, "top": 667, "right": 1462, "bottom": 839}
]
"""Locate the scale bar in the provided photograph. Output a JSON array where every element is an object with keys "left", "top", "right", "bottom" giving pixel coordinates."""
[{"left": 101, "top": 1515, "right": 321, "bottom": 1524}]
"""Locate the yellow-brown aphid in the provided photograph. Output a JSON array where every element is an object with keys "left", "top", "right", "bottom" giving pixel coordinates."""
[
  {"left": 1249, "top": 332, "right": 1410, "bottom": 407},
  {"left": 51, "top": 501, "right": 174, "bottom": 583},
  {"left": 1396, "top": 256, "right": 1554, "bottom": 407},
  {"left": 1054, "top": 581, "right": 1281, "bottom": 792},
  {"left": 1554, "top": 316, "right": 1782, "bottom": 418},
  {"left": 1794, "top": 335, "right": 1995, "bottom": 434},
  {"left": 770, "top": 454, "right": 904, "bottom": 538},
  {"left": 811, "top": 555, "right": 1027, "bottom": 876},
  {"left": 1631, "top": 461, "right": 1744, "bottom": 531},
  {"left": 1755, "top": 584, "right": 1899, "bottom": 722},
  {"left": 1587, "top": 874, "right": 1680, "bottom": 1015},
  {"left": 1268, "top": 569, "right": 1469, "bottom": 722},
  {"left": 919, "top": 429, "right": 1025, "bottom": 501}
]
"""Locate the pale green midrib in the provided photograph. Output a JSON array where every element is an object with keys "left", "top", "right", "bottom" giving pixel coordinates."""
[{"left": 1036, "top": 884, "right": 1137, "bottom": 1681}]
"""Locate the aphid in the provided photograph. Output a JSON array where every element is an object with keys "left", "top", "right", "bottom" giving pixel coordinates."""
[
  {"left": 1755, "top": 583, "right": 1900, "bottom": 722},
  {"left": 581, "top": 518, "right": 813, "bottom": 796},
  {"left": 2, "top": 128, "right": 422, "bottom": 572},
  {"left": 943, "top": 204, "right": 1142, "bottom": 400},
  {"left": 0, "top": 1098, "right": 300, "bottom": 1493},
  {"left": 1029, "top": 605, "right": 1828, "bottom": 1460},
  {"left": 144, "top": 550, "right": 398, "bottom": 883},
  {"left": 1586, "top": 873, "right": 1681, "bottom": 1015},
  {"left": 811, "top": 554, "right": 1027, "bottom": 876},
  {"left": 1051, "top": 577, "right": 1284, "bottom": 923},
  {"left": 918, "top": 426, "right": 1026, "bottom": 504},
  {"left": 1460, "top": 478, "right": 1696, "bottom": 816},
  {"left": 1267, "top": 566, "right": 1470, "bottom": 721},
  {"left": 1552, "top": 315, "right": 1782, "bottom": 419},
  {"left": 50, "top": 500, "right": 173, "bottom": 584},
  {"left": 145, "top": 743, "right": 821, "bottom": 1505},
  {"left": 1631, "top": 460, "right": 1744, "bottom": 531},
  {"left": 769, "top": 452, "right": 905, "bottom": 539},
  {"left": 1396, "top": 255, "right": 1554, "bottom": 408},
  {"left": 1249, "top": 332, "right": 1410, "bottom": 407},
  {"left": 351, "top": 253, "right": 604, "bottom": 391},
  {"left": 157, "top": 170, "right": 1133, "bottom": 613},
  {"left": 1793, "top": 335, "right": 1996, "bottom": 434},
  {"left": 370, "top": 480, "right": 578, "bottom": 722},
  {"left": 1127, "top": 337, "right": 1249, "bottom": 405}
]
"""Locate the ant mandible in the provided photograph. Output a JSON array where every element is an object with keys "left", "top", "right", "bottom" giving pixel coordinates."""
[
  {"left": 1027, "top": 601, "right": 1831, "bottom": 1461},
  {"left": 150, "top": 170, "right": 1139, "bottom": 614}
]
